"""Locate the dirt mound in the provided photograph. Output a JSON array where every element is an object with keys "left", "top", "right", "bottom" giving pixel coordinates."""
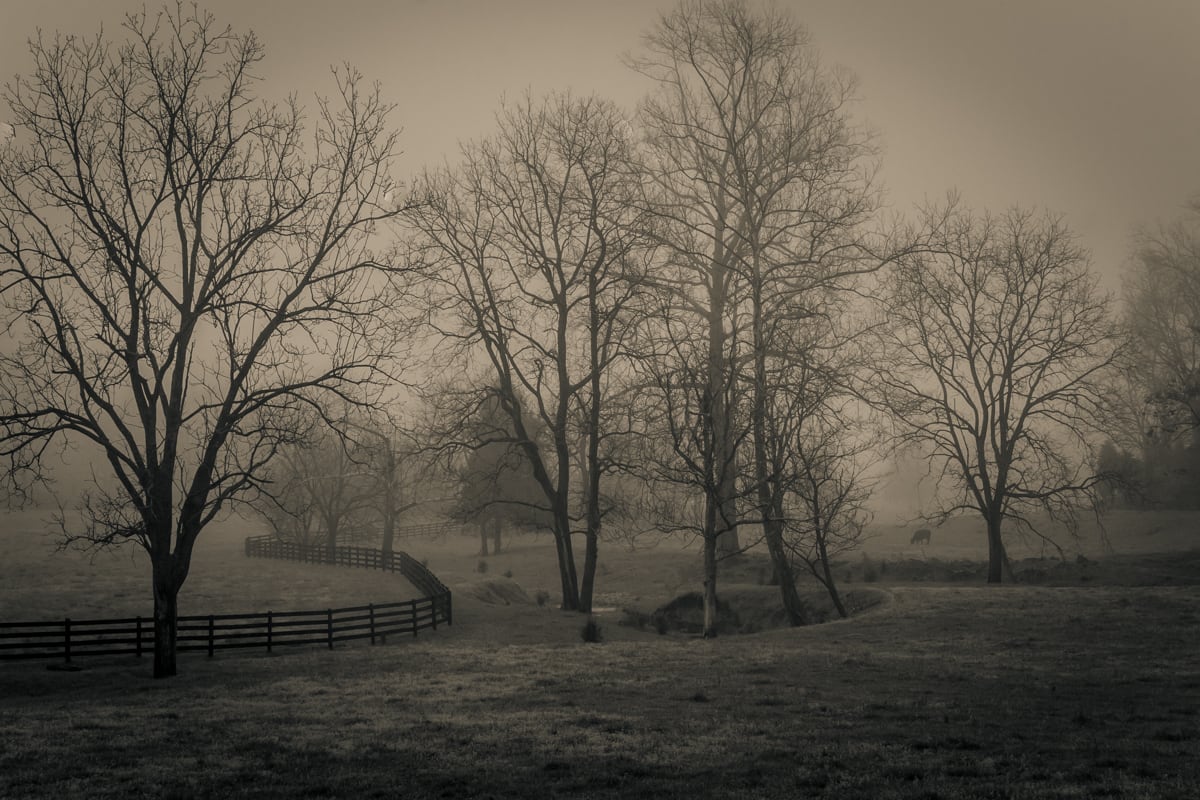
[
  {"left": 458, "top": 577, "right": 532, "bottom": 606},
  {"left": 650, "top": 591, "right": 742, "bottom": 635},
  {"left": 629, "top": 585, "right": 890, "bottom": 635}
]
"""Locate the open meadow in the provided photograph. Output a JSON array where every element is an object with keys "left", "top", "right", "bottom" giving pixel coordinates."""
[{"left": 1, "top": 509, "right": 1199, "bottom": 798}]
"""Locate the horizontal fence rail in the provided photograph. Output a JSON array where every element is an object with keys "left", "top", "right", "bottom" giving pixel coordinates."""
[
  {"left": 394, "top": 521, "right": 465, "bottom": 540},
  {"left": 323, "top": 520, "right": 466, "bottom": 547},
  {"left": 1, "top": 538, "right": 450, "bottom": 663}
]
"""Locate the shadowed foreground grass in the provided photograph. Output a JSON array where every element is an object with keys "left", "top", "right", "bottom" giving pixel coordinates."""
[{"left": 2, "top": 584, "right": 1199, "bottom": 799}]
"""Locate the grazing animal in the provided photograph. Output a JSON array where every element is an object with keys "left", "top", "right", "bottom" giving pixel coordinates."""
[{"left": 910, "top": 528, "right": 931, "bottom": 546}]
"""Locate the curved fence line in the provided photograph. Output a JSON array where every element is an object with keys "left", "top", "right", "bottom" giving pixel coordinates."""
[{"left": 0, "top": 538, "right": 451, "bottom": 663}]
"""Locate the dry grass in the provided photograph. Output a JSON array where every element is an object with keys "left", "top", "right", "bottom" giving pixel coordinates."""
[
  {"left": 0, "top": 510, "right": 420, "bottom": 620},
  {"left": 1, "top": 509, "right": 1199, "bottom": 798}
]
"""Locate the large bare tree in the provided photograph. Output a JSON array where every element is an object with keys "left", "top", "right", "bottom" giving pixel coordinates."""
[
  {"left": 629, "top": 0, "right": 887, "bottom": 632},
  {"left": 408, "top": 93, "right": 646, "bottom": 612},
  {"left": 0, "top": 7, "right": 407, "bottom": 676},
  {"left": 873, "top": 203, "right": 1119, "bottom": 582}
]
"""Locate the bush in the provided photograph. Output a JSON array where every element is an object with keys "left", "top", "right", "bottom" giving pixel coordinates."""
[
  {"left": 476, "top": 559, "right": 488, "bottom": 575},
  {"left": 503, "top": 569, "right": 513, "bottom": 579},
  {"left": 535, "top": 589, "right": 550, "bottom": 607},
  {"left": 581, "top": 615, "right": 603, "bottom": 643}
]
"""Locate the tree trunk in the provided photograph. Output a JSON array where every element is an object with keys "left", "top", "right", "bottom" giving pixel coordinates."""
[
  {"left": 816, "top": 533, "right": 848, "bottom": 619},
  {"left": 579, "top": 530, "right": 599, "bottom": 613},
  {"left": 326, "top": 519, "right": 339, "bottom": 562},
  {"left": 708, "top": 217, "right": 740, "bottom": 560},
  {"left": 702, "top": 534, "right": 719, "bottom": 638},
  {"left": 715, "top": 486, "right": 740, "bottom": 557},
  {"left": 553, "top": 503, "right": 580, "bottom": 610},
  {"left": 986, "top": 515, "right": 1005, "bottom": 583},
  {"left": 151, "top": 562, "right": 179, "bottom": 679},
  {"left": 712, "top": 392, "right": 740, "bottom": 559},
  {"left": 491, "top": 517, "right": 502, "bottom": 554},
  {"left": 479, "top": 518, "right": 490, "bottom": 557},
  {"left": 762, "top": 517, "right": 804, "bottom": 625},
  {"left": 381, "top": 510, "right": 395, "bottom": 556}
]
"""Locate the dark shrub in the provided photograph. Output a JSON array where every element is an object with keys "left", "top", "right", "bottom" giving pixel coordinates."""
[{"left": 581, "top": 615, "right": 603, "bottom": 643}]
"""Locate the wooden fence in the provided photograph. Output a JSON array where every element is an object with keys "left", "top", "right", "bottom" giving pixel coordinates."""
[
  {"left": 394, "top": 521, "right": 466, "bottom": 540},
  {"left": 0, "top": 539, "right": 451, "bottom": 663}
]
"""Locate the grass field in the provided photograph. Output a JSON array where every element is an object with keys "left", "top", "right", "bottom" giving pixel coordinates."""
[
  {"left": 0, "top": 511, "right": 421, "bottom": 620},
  {"left": 1, "top": 508, "right": 1199, "bottom": 798}
]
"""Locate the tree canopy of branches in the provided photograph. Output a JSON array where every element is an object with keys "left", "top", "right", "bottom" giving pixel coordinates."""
[
  {"left": 408, "top": 93, "right": 647, "bottom": 611},
  {"left": 450, "top": 395, "right": 551, "bottom": 554},
  {"left": 258, "top": 424, "right": 375, "bottom": 555},
  {"left": 1128, "top": 201, "right": 1200, "bottom": 434},
  {"left": 257, "top": 412, "right": 419, "bottom": 557},
  {"left": 1122, "top": 199, "right": 1200, "bottom": 496},
  {"left": 873, "top": 203, "right": 1119, "bottom": 582},
  {"left": 0, "top": 7, "right": 407, "bottom": 676},
  {"left": 629, "top": 0, "right": 885, "bottom": 634}
]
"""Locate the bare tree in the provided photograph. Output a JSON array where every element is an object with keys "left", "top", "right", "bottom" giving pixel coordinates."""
[
  {"left": 0, "top": 7, "right": 407, "bottom": 676},
  {"left": 631, "top": 0, "right": 752, "bottom": 567},
  {"left": 629, "top": 0, "right": 888, "bottom": 632},
  {"left": 447, "top": 393, "right": 549, "bottom": 556},
  {"left": 407, "top": 93, "right": 646, "bottom": 611},
  {"left": 256, "top": 455, "right": 321, "bottom": 549},
  {"left": 626, "top": 283, "right": 752, "bottom": 636},
  {"left": 258, "top": 424, "right": 375, "bottom": 555},
  {"left": 1126, "top": 199, "right": 1200, "bottom": 445},
  {"left": 872, "top": 203, "right": 1120, "bottom": 582},
  {"left": 342, "top": 413, "right": 422, "bottom": 556},
  {"left": 782, "top": 407, "right": 875, "bottom": 619}
]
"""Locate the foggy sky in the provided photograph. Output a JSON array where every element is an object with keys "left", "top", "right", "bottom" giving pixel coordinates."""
[{"left": 3, "top": 0, "right": 1199, "bottom": 289}]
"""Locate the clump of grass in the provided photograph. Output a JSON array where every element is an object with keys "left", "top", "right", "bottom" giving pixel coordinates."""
[
  {"left": 581, "top": 615, "right": 602, "bottom": 643},
  {"left": 503, "top": 569, "right": 513, "bottom": 579},
  {"left": 534, "top": 589, "right": 550, "bottom": 607},
  {"left": 476, "top": 559, "right": 488, "bottom": 575}
]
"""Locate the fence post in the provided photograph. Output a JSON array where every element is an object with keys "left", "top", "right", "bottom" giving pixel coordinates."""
[
  {"left": 208, "top": 615, "right": 215, "bottom": 658},
  {"left": 411, "top": 601, "right": 418, "bottom": 638},
  {"left": 136, "top": 616, "right": 143, "bottom": 658},
  {"left": 267, "top": 611, "right": 273, "bottom": 654},
  {"left": 64, "top": 618, "right": 71, "bottom": 663},
  {"left": 447, "top": 593, "right": 453, "bottom": 626},
  {"left": 369, "top": 603, "right": 376, "bottom": 646},
  {"left": 327, "top": 609, "right": 334, "bottom": 650},
  {"left": 432, "top": 597, "right": 438, "bottom": 631}
]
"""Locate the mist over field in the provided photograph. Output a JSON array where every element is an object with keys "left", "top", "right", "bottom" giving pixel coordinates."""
[{"left": 2, "top": 1, "right": 1199, "bottom": 798}]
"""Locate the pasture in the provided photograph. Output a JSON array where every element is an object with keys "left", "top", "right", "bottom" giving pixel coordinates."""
[{"left": 1, "top": 509, "right": 1199, "bottom": 798}]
